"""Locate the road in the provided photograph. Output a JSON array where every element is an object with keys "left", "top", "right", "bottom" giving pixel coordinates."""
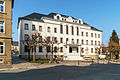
[{"left": 0, "top": 63, "right": 120, "bottom": 80}]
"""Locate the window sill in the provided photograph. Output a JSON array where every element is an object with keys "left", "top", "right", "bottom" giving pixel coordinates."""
[
  {"left": 0, "top": 12, "right": 7, "bottom": 15},
  {"left": 0, "top": 54, "right": 5, "bottom": 56}
]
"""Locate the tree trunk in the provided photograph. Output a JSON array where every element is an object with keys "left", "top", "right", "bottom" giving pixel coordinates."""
[
  {"left": 51, "top": 44, "right": 53, "bottom": 62},
  {"left": 28, "top": 51, "right": 30, "bottom": 61},
  {"left": 33, "top": 47, "right": 36, "bottom": 61}
]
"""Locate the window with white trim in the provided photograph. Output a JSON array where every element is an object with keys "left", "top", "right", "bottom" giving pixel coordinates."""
[
  {"left": 0, "top": 42, "right": 4, "bottom": 54},
  {"left": 0, "top": 22, "right": 4, "bottom": 33},
  {"left": 0, "top": 58, "right": 4, "bottom": 63},
  {"left": 0, "top": 1, "right": 4, "bottom": 13},
  {"left": 24, "top": 23, "right": 29, "bottom": 30},
  {"left": 24, "top": 34, "right": 29, "bottom": 40}
]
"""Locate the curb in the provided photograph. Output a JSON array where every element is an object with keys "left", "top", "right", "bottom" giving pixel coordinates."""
[{"left": 0, "top": 65, "right": 58, "bottom": 72}]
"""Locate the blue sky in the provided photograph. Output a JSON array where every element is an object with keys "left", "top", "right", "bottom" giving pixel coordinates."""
[{"left": 12, "top": 0, "right": 120, "bottom": 46}]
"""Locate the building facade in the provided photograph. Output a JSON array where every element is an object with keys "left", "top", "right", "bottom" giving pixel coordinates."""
[
  {"left": 12, "top": 41, "right": 19, "bottom": 55},
  {"left": 0, "top": 0, "right": 14, "bottom": 64},
  {"left": 18, "top": 13, "right": 102, "bottom": 60}
]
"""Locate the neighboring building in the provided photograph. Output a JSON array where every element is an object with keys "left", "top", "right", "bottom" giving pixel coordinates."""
[
  {"left": 18, "top": 12, "right": 102, "bottom": 60},
  {"left": 12, "top": 41, "right": 19, "bottom": 55},
  {"left": 0, "top": 0, "right": 14, "bottom": 64}
]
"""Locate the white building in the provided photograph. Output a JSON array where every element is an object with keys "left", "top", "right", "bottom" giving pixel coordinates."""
[{"left": 18, "top": 12, "right": 102, "bottom": 60}]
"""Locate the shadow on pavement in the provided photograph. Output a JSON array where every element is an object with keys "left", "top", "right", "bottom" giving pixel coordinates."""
[
  {"left": 0, "top": 63, "right": 120, "bottom": 80},
  {"left": 12, "top": 55, "right": 27, "bottom": 64}
]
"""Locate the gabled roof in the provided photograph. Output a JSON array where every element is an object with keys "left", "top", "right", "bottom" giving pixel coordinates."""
[
  {"left": 22, "top": 13, "right": 48, "bottom": 21},
  {"left": 18, "top": 12, "right": 102, "bottom": 32},
  {"left": 48, "top": 12, "right": 77, "bottom": 20}
]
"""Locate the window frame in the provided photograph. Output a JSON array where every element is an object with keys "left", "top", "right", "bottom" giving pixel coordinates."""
[
  {"left": 24, "top": 23, "right": 29, "bottom": 30},
  {"left": 39, "top": 46, "right": 43, "bottom": 52},
  {"left": 47, "top": 27, "right": 51, "bottom": 32},
  {"left": 0, "top": 42, "right": 4, "bottom": 55},
  {"left": 91, "top": 48, "right": 94, "bottom": 53},
  {"left": 60, "top": 25, "right": 63, "bottom": 34},
  {"left": 60, "top": 47, "right": 63, "bottom": 52},
  {"left": 32, "top": 24, "right": 36, "bottom": 31},
  {"left": 0, "top": 1, "right": 4, "bottom": 13},
  {"left": 0, "top": 22, "right": 4, "bottom": 33},
  {"left": 66, "top": 25, "right": 69, "bottom": 34},
  {"left": 54, "top": 28, "right": 57, "bottom": 33},
  {"left": 39, "top": 26, "right": 42, "bottom": 31},
  {"left": 60, "top": 38, "right": 63, "bottom": 43},
  {"left": 0, "top": 58, "right": 4, "bottom": 63}
]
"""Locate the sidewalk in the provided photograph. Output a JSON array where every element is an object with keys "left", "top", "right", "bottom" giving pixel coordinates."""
[
  {"left": 0, "top": 61, "right": 92, "bottom": 72},
  {"left": 0, "top": 55, "right": 119, "bottom": 72},
  {"left": 0, "top": 55, "right": 92, "bottom": 72}
]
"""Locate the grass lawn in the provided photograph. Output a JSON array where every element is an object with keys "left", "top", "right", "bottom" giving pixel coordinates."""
[{"left": 29, "top": 60, "right": 50, "bottom": 64}]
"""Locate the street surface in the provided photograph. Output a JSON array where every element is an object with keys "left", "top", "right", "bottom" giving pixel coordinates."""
[{"left": 0, "top": 63, "right": 120, "bottom": 80}]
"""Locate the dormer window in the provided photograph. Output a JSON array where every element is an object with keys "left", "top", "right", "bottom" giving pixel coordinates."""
[
  {"left": 57, "top": 16, "right": 60, "bottom": 20},
  {"left": 79, "top": 20, "right": 80, "bottom": 23}
]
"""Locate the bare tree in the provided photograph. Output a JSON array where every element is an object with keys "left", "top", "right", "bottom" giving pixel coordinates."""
[
  {"left": 22, "top": 32, "right": 43, "bottom": 61},
  {"left": 44, "top": 36, "right": 59, "bottom": 62}
]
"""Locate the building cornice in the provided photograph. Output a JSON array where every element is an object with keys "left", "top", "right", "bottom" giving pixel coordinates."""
[{"left": 41, "top": 17, "right": 91, "bottom": 27}]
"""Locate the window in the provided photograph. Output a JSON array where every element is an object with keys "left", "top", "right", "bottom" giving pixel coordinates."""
[
  {"left": 60, "top": 25, "right": 63, "bottom": 34},
  {"left": 91, "top": 33, "right": 93, "bottom": 37},
  {"left": 0, "top": 58, "right": 4, "bottom": 63},
  {"left": 86, "top": 32, "right": 88, "bottom": 37},
  {"left": 24, "top": 24, "right": 29, "bottom": 30},
  {"left": 81, "top": 32, "right": 84, "bottom": 36},
  {"left": 66, "top": 38, "right": 69, "bottom": 44},
  {"left": 60, "top": 38, "right": 63, "bottom": 43},
  {"left": 66, "top": 25, "right": 68, "bottom": 34},
  {"left": 72, "top": 26, "right": 74, "bottom": 35},
  {"left": 79, "top": 20, "right": 81, "bottom": 24},
  {"left": 95, "top": 48, "right": 97, "bottom": 53},
  {"left": 81, "top": 48, "right": 84, "bottom": 53},
  {"left": 77, "top": 47, "right": 79, "bottom": 53},
  {"left": 24, "top": 45, "right": 29, "bottom": 52},
  {"left": 91, "top": 48, "right": 93, "bottom": 53},
  {"left": 77, "top": 27, "right": 79, "bottom": 35},
  {"left": 57, "top": 16, "right": 60, "bottom": 20},
  {"left": 47, "top": 46, "right": 51, "bottom": 52},
  {"left": 24, "top": 34, "right": 29, "bottom": 40},
  {"left": 98, "top": 41, "right": 100, "bottom": 46},
  {"left": 95, "top": 33, "right": 97, "bottom": 38},
  {"left": 82, "top": 40, "right": 84, "bottom": 44},
  {"left": 54, "top": 47, "right": 57, "bottom": 52},
  {"left": 98, "top": 34, "right": 100, "bottom": 38},
  {"left": 54, "top": 37, "right": 57, "bottom": 43},
  {"left": 54, "top": 28, "right": 57, "bottom": 33},
  {"left": 72, "top": 39, "right": 74, "bottom": 44},
  {"left": 39, "top": 26, "right": 42, "bottom": 31},
  {"left": 77, "top": 39, "right": 79, "bottom": 44},
  {"left": 69, "top": 47, "right": 72, "bottom": 53},
  {"left": 0, "top": 22, "right": 4, "bottom": 33},
  {"left": 0, "top": 1, "right": 4, "bottom": 13},
  {"left": 60, "top": 47, "right": 63, "bottom": 52},
  {"left": 39, "top": 36, "right": 42, "bottom": 41},
  {"left": 86, "top": 40, "right": 88, "bottom": 45},
  {"left": 91, "top": 40, "right": 93, "bottom": 45},
  {"left": 39, "top": 46, "right": 42, "bottom": 52},
  {"left": 32, "top": 25, "right": 36, "bottom": 31},
  {"left": 47, "top": 37, "right": 50, "bottom": 42},
  {"left": 48, "top": 27, "right": 50, "bottom": 32},
  {"left": 95, "top": 41, "right": 97, "bottom": 45},
  {"left": 0, "top": 42, "right": 3, "bottom": 54}
]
